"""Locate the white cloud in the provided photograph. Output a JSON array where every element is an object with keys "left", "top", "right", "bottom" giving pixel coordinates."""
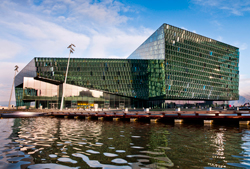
[
  {"left": 0, "top": 39, "right": 24, "bottom": 60},
  {"left": 220, "top": 6, "right": 243, "bottom": 16},
  {"left": 191, "top": 0, "right": 250, "bottom": 16},
  {"left": 217, "top": 36, "right": 223, "bottom": 41},
  {"left": 72, "top": 1, "right": 129, "bottom": 25},
  {"left": 0, "top": 0, "right": 153, "bottom": 103},
  {"left": 211, "top": 20, "right": 221, "bottom": 27},
  {"left": 30, "top": 0, "right": 131, "bottom": 26},
  {"left": 192, "top": 0, "right": 220, "bottom": 7},
  {"left": 233, "top": 42, "right": 248, "bottom": 51},
  {"left": 0, "top": 10, "right": 90, "bottom": 58},
  {"left": 87, "top": 27, "right": 153, "bottom": 58},
  {"left": 240, "top": 43, "right": 248, "bottom": 50},
  {"left": 0, "top": 0, "right": 150, "bottom": 61}
]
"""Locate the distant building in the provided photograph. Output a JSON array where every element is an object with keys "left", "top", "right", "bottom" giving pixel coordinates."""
[
  {"left": 0, "top": 105, "right": 15, "bottom": 109},
  {"left": 0, "top": 106, "right": 8, "bottom": 109},
  {"left": 15, "top": 24, "right": 239, "bottom": 109}
]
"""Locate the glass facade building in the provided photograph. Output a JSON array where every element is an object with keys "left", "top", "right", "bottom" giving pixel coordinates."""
[{"left": 15, "top": 24, "right": 239, "bottom": 109}]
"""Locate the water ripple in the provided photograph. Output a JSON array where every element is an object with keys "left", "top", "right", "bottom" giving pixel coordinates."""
[{"left": 0, "top": 118, "right": 249, "bottom": 168}]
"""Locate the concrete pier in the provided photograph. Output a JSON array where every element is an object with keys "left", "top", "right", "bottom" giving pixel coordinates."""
[
  {"left": 175, "top": 119, "right": 183, "bottom": 123},
  {"left": 85, "top": 116, "right": 90, "bottom": 120},
  {"left": 204, "top": 120, "right": 213, "bottom": 124},
  {"left": 239, "top": 121, "right": 249, "bottom": 125},
  {"left": 130, "top": 118, "right": 137, "bottom": 122},
  {"left": 150, "top": 119, "right": 158, "bottom": 123},
  {"left": 113, "top": 117, "right": 119, "bottom": 121}
]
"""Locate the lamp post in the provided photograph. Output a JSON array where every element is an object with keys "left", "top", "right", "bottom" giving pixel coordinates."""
[
  {"left": 8, "top": 65, "right": 19, "bottom": 109},
  {"left": 60, "top": 44, "right": 76, "bottom": 110}
]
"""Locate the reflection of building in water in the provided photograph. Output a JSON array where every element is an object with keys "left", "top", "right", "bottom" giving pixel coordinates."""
[
  {"left": 241, "top": 130, "right": 250, "bottom": 156},
  {"left": 15, "top": 23, "right": 239, "bottom": 109},
  {"left": 213, "top": 132, "right": 225, "bottom": 156},
  {"left": 239, "top": 129, "right": 250, "bottom": 168},
  {"left": 0, "top": 119, "right": 35, "bottom": 168},
  {"left": 207, "top": 127, "right": 244, "bottom": 168},
  {"left": 208, "top": 131, "right": 226, "bottom": 168}
]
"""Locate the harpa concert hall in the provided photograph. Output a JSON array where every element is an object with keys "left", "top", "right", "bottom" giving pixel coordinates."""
[{"left": 15, "top": 24, "right": 239, "bottom": 109}]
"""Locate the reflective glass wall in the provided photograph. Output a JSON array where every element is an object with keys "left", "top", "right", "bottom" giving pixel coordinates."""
[
  {"left": 127, "top": 24, "right": 165, "bottom": 59},
  {"left": 15, "top": 59, "right": 37, "bottom": 107},
  {"left": 35, "top": 58, "right": 153, "bottom": 100},
  {"left": 15, "top": 59, "right": 36, "bottom": 87},
  {"left": 164, "top": 24, "right": 239, "bottom": 101}
]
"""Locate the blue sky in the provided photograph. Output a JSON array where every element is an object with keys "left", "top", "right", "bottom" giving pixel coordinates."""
[{"left": 0, "top": 0, "right": 249, "bottom": 104}]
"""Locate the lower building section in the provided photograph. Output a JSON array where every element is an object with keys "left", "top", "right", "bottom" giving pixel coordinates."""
[
  {"left": 147, "top": 100, "right": 228, "bottom": 109},
  {"left": 15, "top": 77, "right": 229, "bottom": 109},
  {"left": 16, "top": 77, "right": 146, "bottom": 109},
  {"left": 33, "top": 99, "right": 145, "bottom": 109}
]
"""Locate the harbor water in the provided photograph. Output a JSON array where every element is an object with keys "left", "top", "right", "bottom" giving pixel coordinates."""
[{"left": 0, "top": 117, "right": 250, "bottom": 168}]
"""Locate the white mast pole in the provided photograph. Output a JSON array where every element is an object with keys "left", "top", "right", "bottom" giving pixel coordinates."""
[
  {"left": 60, "top": 44, "right": 75, "bottom": 110},
  {"left": 8, "top": 65, "right": 18, "bottom": 109}
]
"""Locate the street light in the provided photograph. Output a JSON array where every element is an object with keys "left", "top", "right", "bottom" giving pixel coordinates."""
[
  {"left": 8, "top": 65, "right": 19, "bottom": 109},
  {"left": 60, "top": 44, "right": 76, "bottom": 110}
]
